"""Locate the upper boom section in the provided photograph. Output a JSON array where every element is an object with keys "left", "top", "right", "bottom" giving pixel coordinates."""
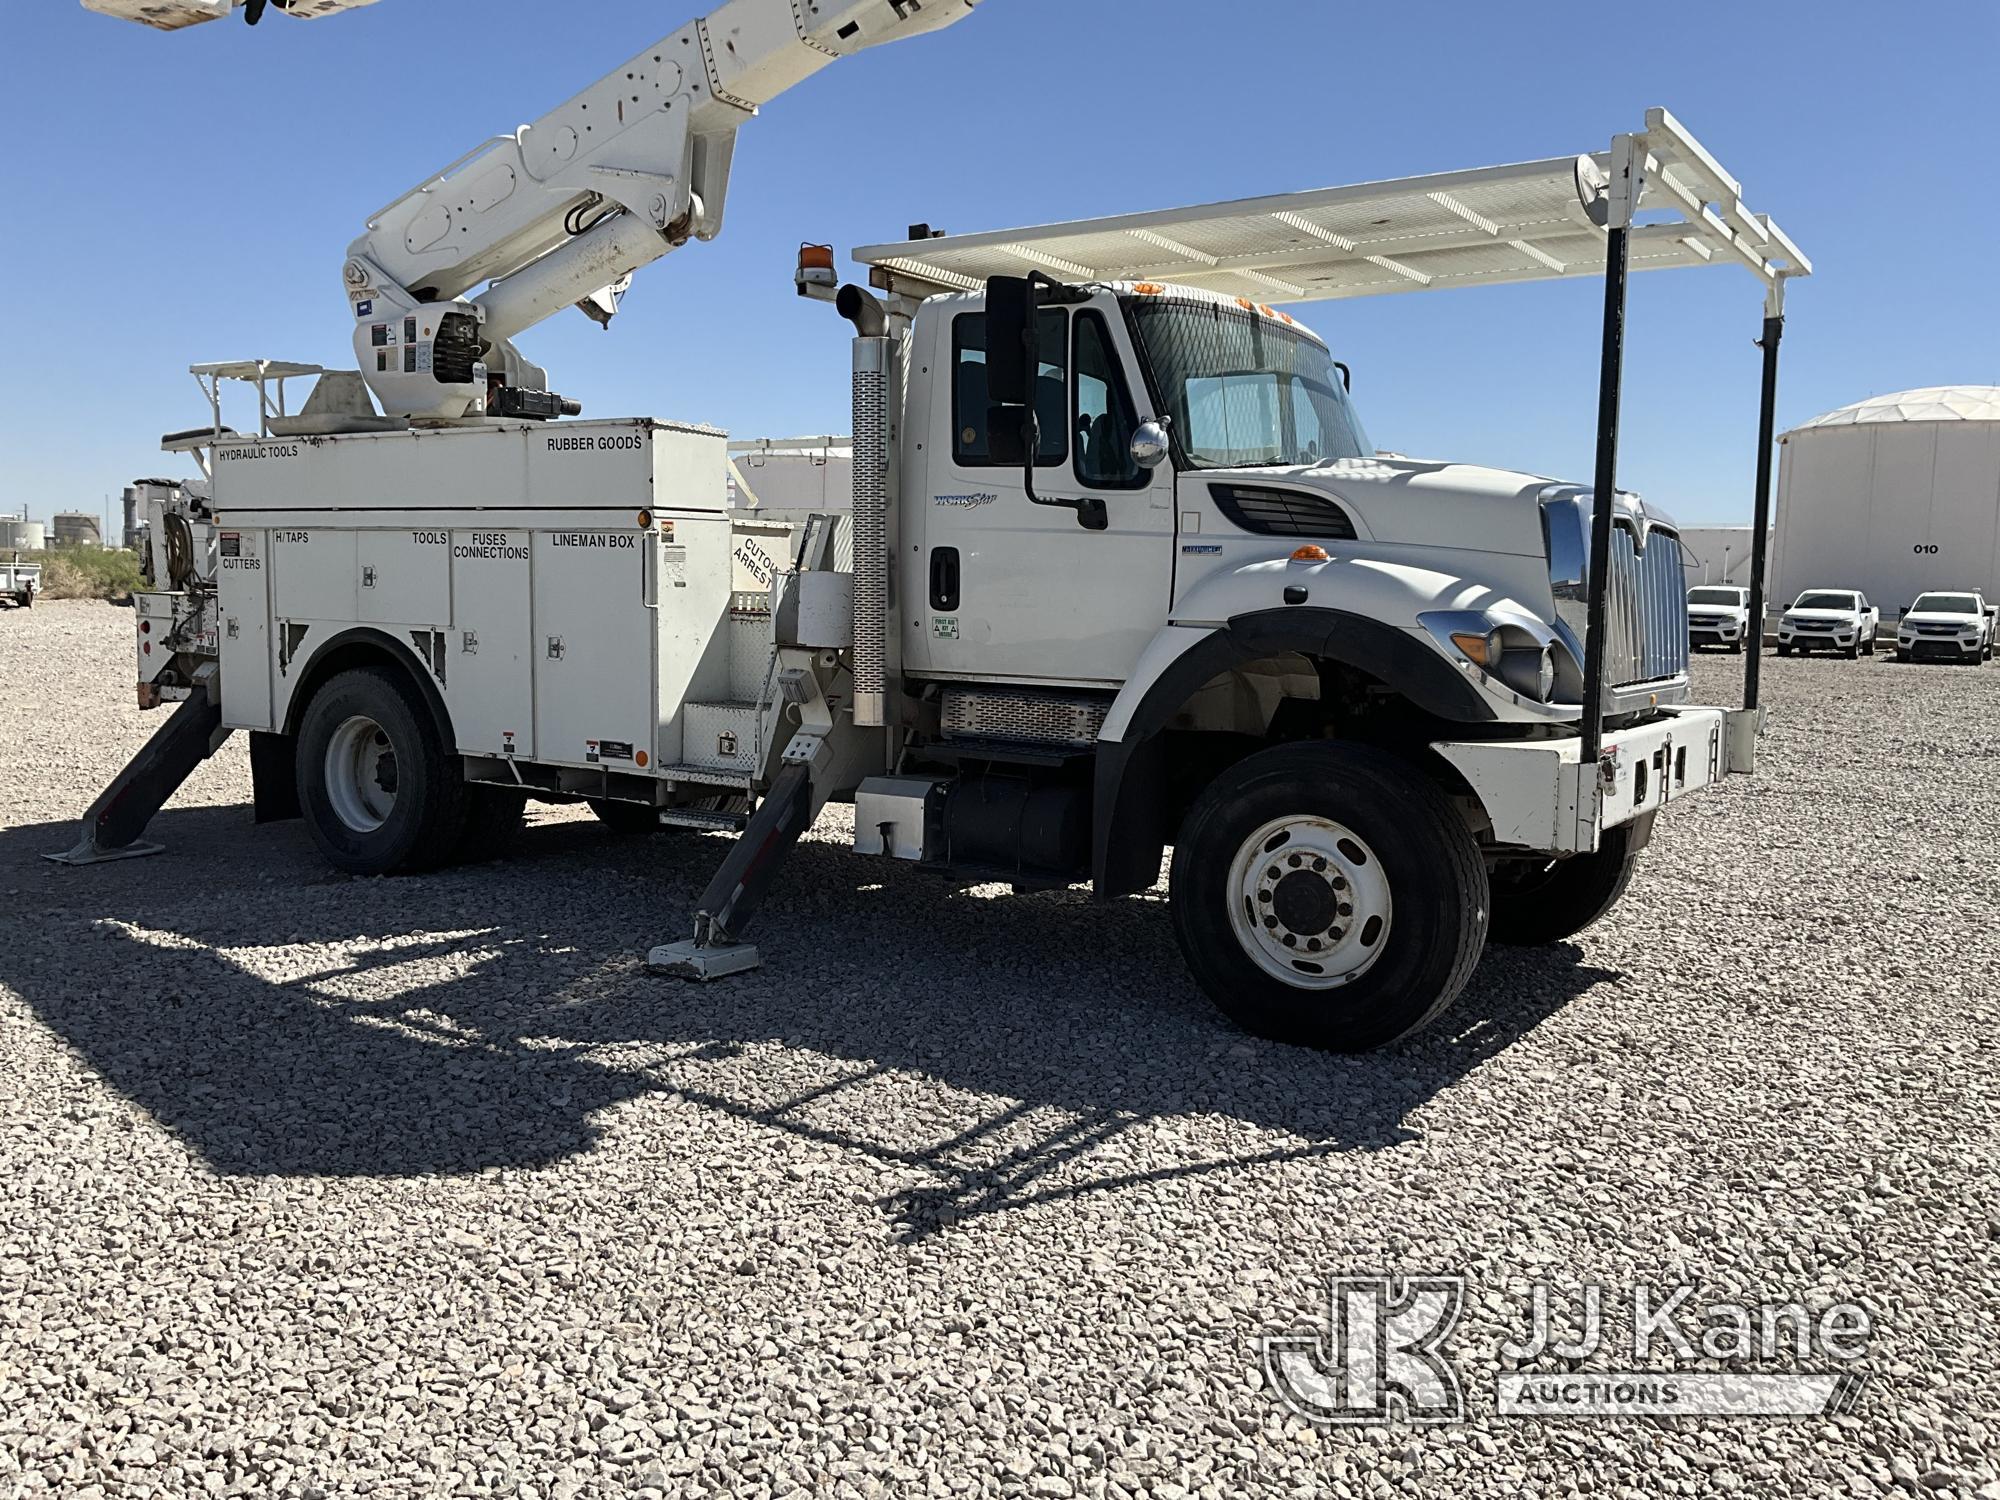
[{"left": 342, "top": 0, "right": 983, "bottom": 418}]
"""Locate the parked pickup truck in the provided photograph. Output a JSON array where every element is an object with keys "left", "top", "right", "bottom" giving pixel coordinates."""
[
  {"left": 1777, "top": 589, "right": 1878, "bottom": 658},
  {"left": 1, "top": 557, "right": 39, "bottom": 610},
  {"left": 1687, "top": 586, "right": 1752, "bottom": 653},
  {"left": 1895, "top": 591, "right": 1994, "bottom": 664}
]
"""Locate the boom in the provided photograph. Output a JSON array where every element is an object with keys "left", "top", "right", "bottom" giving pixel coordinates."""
[{"left": 86, "top": 0, "right": 985, "bottom": 420}]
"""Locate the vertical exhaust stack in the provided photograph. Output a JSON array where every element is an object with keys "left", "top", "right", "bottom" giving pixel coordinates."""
[{"left": 840, "top": 285, "right": 891, "bottom": 728}]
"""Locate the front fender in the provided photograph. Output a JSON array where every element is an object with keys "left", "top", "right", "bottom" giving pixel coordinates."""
[{"left": 1090, "top": 607, "right": 1497, "bottom": 896}]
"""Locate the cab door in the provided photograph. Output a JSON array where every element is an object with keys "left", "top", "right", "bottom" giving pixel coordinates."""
[{"left": 910, "top": 294, "right": 1174, "bottom": 686}]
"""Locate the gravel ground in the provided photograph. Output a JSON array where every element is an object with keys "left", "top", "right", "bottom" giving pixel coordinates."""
[{"left": 2, "top": 599, "right": 1996, "bottom": 1500}]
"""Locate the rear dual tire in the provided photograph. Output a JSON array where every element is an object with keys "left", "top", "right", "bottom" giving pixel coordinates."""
[
  {"left": 1169, "top": 742, "right": 1488, "bottom": 1053},
  {"left": 297, "top": 667, "right": 474, "bottom": 876}
]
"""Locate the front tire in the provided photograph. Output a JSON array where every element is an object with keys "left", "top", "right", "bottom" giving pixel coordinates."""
[
  {"left": 1169, "top": 742, "right": 1488, "bottom": 1053},
  {"left": 1777, "top": 644, "right": 1792, "bottom": 657},
  {"left": 1488, "top": 824, "right": 1642, "bottom": 946},
  {"left": 296, "top": 666, "right": 468, "bottom": 875}
]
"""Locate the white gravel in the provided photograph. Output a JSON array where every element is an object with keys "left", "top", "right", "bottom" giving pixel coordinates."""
[{"left": 2, "top": 599, "right": 1996, "bottom": 1499}]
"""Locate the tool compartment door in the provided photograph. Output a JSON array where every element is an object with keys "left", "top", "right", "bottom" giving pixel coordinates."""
[
  {"left": 531, "top": 528, "right": 657, "bottom": 770},
  {"left": 216, "top": 528, "right": 273, "bottom": 731},
  {"left": 449, "top": 530, "right": 535, "bottom": 758}
]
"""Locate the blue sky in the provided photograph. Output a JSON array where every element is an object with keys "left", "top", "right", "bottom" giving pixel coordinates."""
[{"left": 1, "top": 0, "right": 1994, "bottom": 531}]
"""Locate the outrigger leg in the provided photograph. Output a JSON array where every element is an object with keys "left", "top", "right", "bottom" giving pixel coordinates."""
[
  {"left": 47, "top": 678, "right": 231, "bottom": 866},
  {"left": 649, "top": 759, "right": 817, "bottom": 980}
]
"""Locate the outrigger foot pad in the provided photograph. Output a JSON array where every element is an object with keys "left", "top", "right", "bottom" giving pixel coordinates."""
[
  {"left": 648, "top": 940, "right": 764, "bottom": 980},
  {"left": 45, "top": 839, "right": 168, "bottom": 868}
]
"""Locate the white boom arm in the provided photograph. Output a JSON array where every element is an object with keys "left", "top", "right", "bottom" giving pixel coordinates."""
[
  {"left": 341, "top": 0, "right": 983, "bottom": 419},
  {"left": 87, "top": 0, "right": 984, "bottom": 420}
]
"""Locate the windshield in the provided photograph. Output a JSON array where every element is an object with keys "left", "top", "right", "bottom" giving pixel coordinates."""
[
  {"left": 1688, "top": 588, "right": 1744, "bottom": 605},
  {"left": 1912, "top": 593, "right": 1980, "bottom": 614},
  {"left": 1793, "top": 592, "right": 1857, "bottom": 611},
  {"left": 1128, "top": 298, "right": 1371, "bottom": 469}
]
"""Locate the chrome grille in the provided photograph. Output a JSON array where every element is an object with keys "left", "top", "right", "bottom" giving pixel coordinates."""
[
  {"left": 941, "top": 688, "right": 1110, "bottom": 749},
  {"left": 1602, "top": 525, "right": 1689, "bottom": 686},
  {"left": 1542, "top": 492, "right": 1690, "bottom": 694}
]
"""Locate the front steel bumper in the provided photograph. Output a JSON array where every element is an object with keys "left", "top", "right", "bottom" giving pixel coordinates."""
[{"left": 1433, "top": 705, "right": 1757, "bottom": 856}]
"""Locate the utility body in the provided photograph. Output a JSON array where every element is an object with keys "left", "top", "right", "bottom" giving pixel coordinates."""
[{"left": 66, "top": 0, "right": 1811, "bottom": 1050}]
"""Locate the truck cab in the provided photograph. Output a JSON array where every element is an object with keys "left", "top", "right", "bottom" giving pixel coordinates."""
[{"left": 899, "top": 283, "right": 1623, "bottom": 716}]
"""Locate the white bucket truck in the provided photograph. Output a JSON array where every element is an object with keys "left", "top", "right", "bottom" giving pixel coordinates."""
[{"left": 58, "top": 1, "right": 1811, "bottom": 1051}]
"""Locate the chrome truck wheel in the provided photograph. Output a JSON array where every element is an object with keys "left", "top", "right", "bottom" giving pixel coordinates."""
[
  {"left": 1170, "top": 742, "right": 1489, "bottom": 1053},
  {"left": 297, "top": 666, "right": 467, "bottom": 876}
]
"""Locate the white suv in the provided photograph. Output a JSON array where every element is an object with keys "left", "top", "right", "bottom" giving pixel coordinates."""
[
  {"left": 1777, "top": 589, "right": 1879, "bottom": 659},
  {"left": 1687, "top": 585, "right": 1752, "bottom": 653},
  {"left": 1896, "top": 591, "right": 1994, "bottom": 664}
]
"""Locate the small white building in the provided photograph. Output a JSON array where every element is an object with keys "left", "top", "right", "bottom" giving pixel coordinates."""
[
  {"left": 1677, "top": 526, "right": 1772, "bottom": 589},
  {"left": 1772, "top": 386, "right": 2000, "bottom": 615}
]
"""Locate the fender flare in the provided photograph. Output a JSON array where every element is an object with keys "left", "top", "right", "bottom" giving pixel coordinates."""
[
  {"left": 283, "top": 625, "right": 454, "bottom": 744},
  {"left": 1091, "top": 608, "right": 1495, "bottom": 896}
]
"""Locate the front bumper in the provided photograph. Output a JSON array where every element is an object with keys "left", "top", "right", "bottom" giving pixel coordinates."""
[
  {"left": 1780, "top": 626, "right": 1856, "bottom": 648},
  {"left": 1690, "top": 619, "right": 1745, "bottom": 643},
  {"left": 1434, "top": 705, "right": 1754, "bottom": 856},
  {"left": 1900, "top": 634, "right": 1982, "bottom": 659}
]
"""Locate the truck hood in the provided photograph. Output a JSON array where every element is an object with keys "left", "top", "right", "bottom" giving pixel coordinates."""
[
  {"left": 1902, "top": 611, "right": 1981, "bottom": 627},
  {"left": 1200, "top": 455, "right": 1558, "bottom": 556},
  {"left": 1784, "top": 608, "right": 1861, "bottom": 623}
]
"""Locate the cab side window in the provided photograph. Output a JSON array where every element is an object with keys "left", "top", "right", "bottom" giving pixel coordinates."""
[
  {"left": 1072, "top": 311, "right": 1145, "bottom": 490},
  {"left": 953, "top": 311, "right": 1068, "bottom": 467}
]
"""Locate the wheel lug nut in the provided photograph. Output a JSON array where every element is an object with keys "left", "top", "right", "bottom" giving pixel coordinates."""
[
  {"left": 1282, "top": 934, "right": 1297, "bottom": 947},
  {"left": 1287, "top": 854, "right": 1302, "bottom": 868},
  {"left": 1267, "top": 866, "right": 1281, "bottom": 881},
  {"left": 1257, "top": 890, "right": 1272, "bottom": 903},
  {"left": 1263, "top": 915, "right": 1278, "bottom": 930},
  {"left": 1338, "top": 903, "right": 1353, "bottom": 918},
  {"left": 1312, "top": 857, "right": 1327, "bottom": 873}
]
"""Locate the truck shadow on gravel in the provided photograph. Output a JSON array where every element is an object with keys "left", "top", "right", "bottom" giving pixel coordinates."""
[{"left": 3, "top": 805, "right": 1614, "bottom": 1239}]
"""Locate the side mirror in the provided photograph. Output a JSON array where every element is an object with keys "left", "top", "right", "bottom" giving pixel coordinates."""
[
  {"left": 984, "top": 275, "right": 1036, "bottom": 407},
  {"left": 1333, "top": 360, "right": 1352, "bottom": 393},
  {"left": 1130, "top": 420, "right": 1171, "bottom": 471}
]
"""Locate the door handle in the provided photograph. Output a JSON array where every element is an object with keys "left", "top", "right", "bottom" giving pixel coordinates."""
[{"left": 930, "top": 547, "right": 961, "bottom": 612}]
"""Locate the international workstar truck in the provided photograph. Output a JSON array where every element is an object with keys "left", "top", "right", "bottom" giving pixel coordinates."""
[{"left": 61, "top": 0, "right": 1809, "bottom": 1051}]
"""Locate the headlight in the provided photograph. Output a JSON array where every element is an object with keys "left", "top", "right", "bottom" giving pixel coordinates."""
[
  {"left": 1498, "top": 643, "right": 1557, "bottom": 701},
  {"left": 1444, "top": 625, "right": 1558, "bottom": 702}
]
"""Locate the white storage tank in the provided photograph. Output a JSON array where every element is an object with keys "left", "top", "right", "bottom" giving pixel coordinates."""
[
  {"left": 1773, "top": 387, "right": 2000, "bottom": 616},
  {"left": 0, "top": 519, "right": 47, "bottom": 552}
]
